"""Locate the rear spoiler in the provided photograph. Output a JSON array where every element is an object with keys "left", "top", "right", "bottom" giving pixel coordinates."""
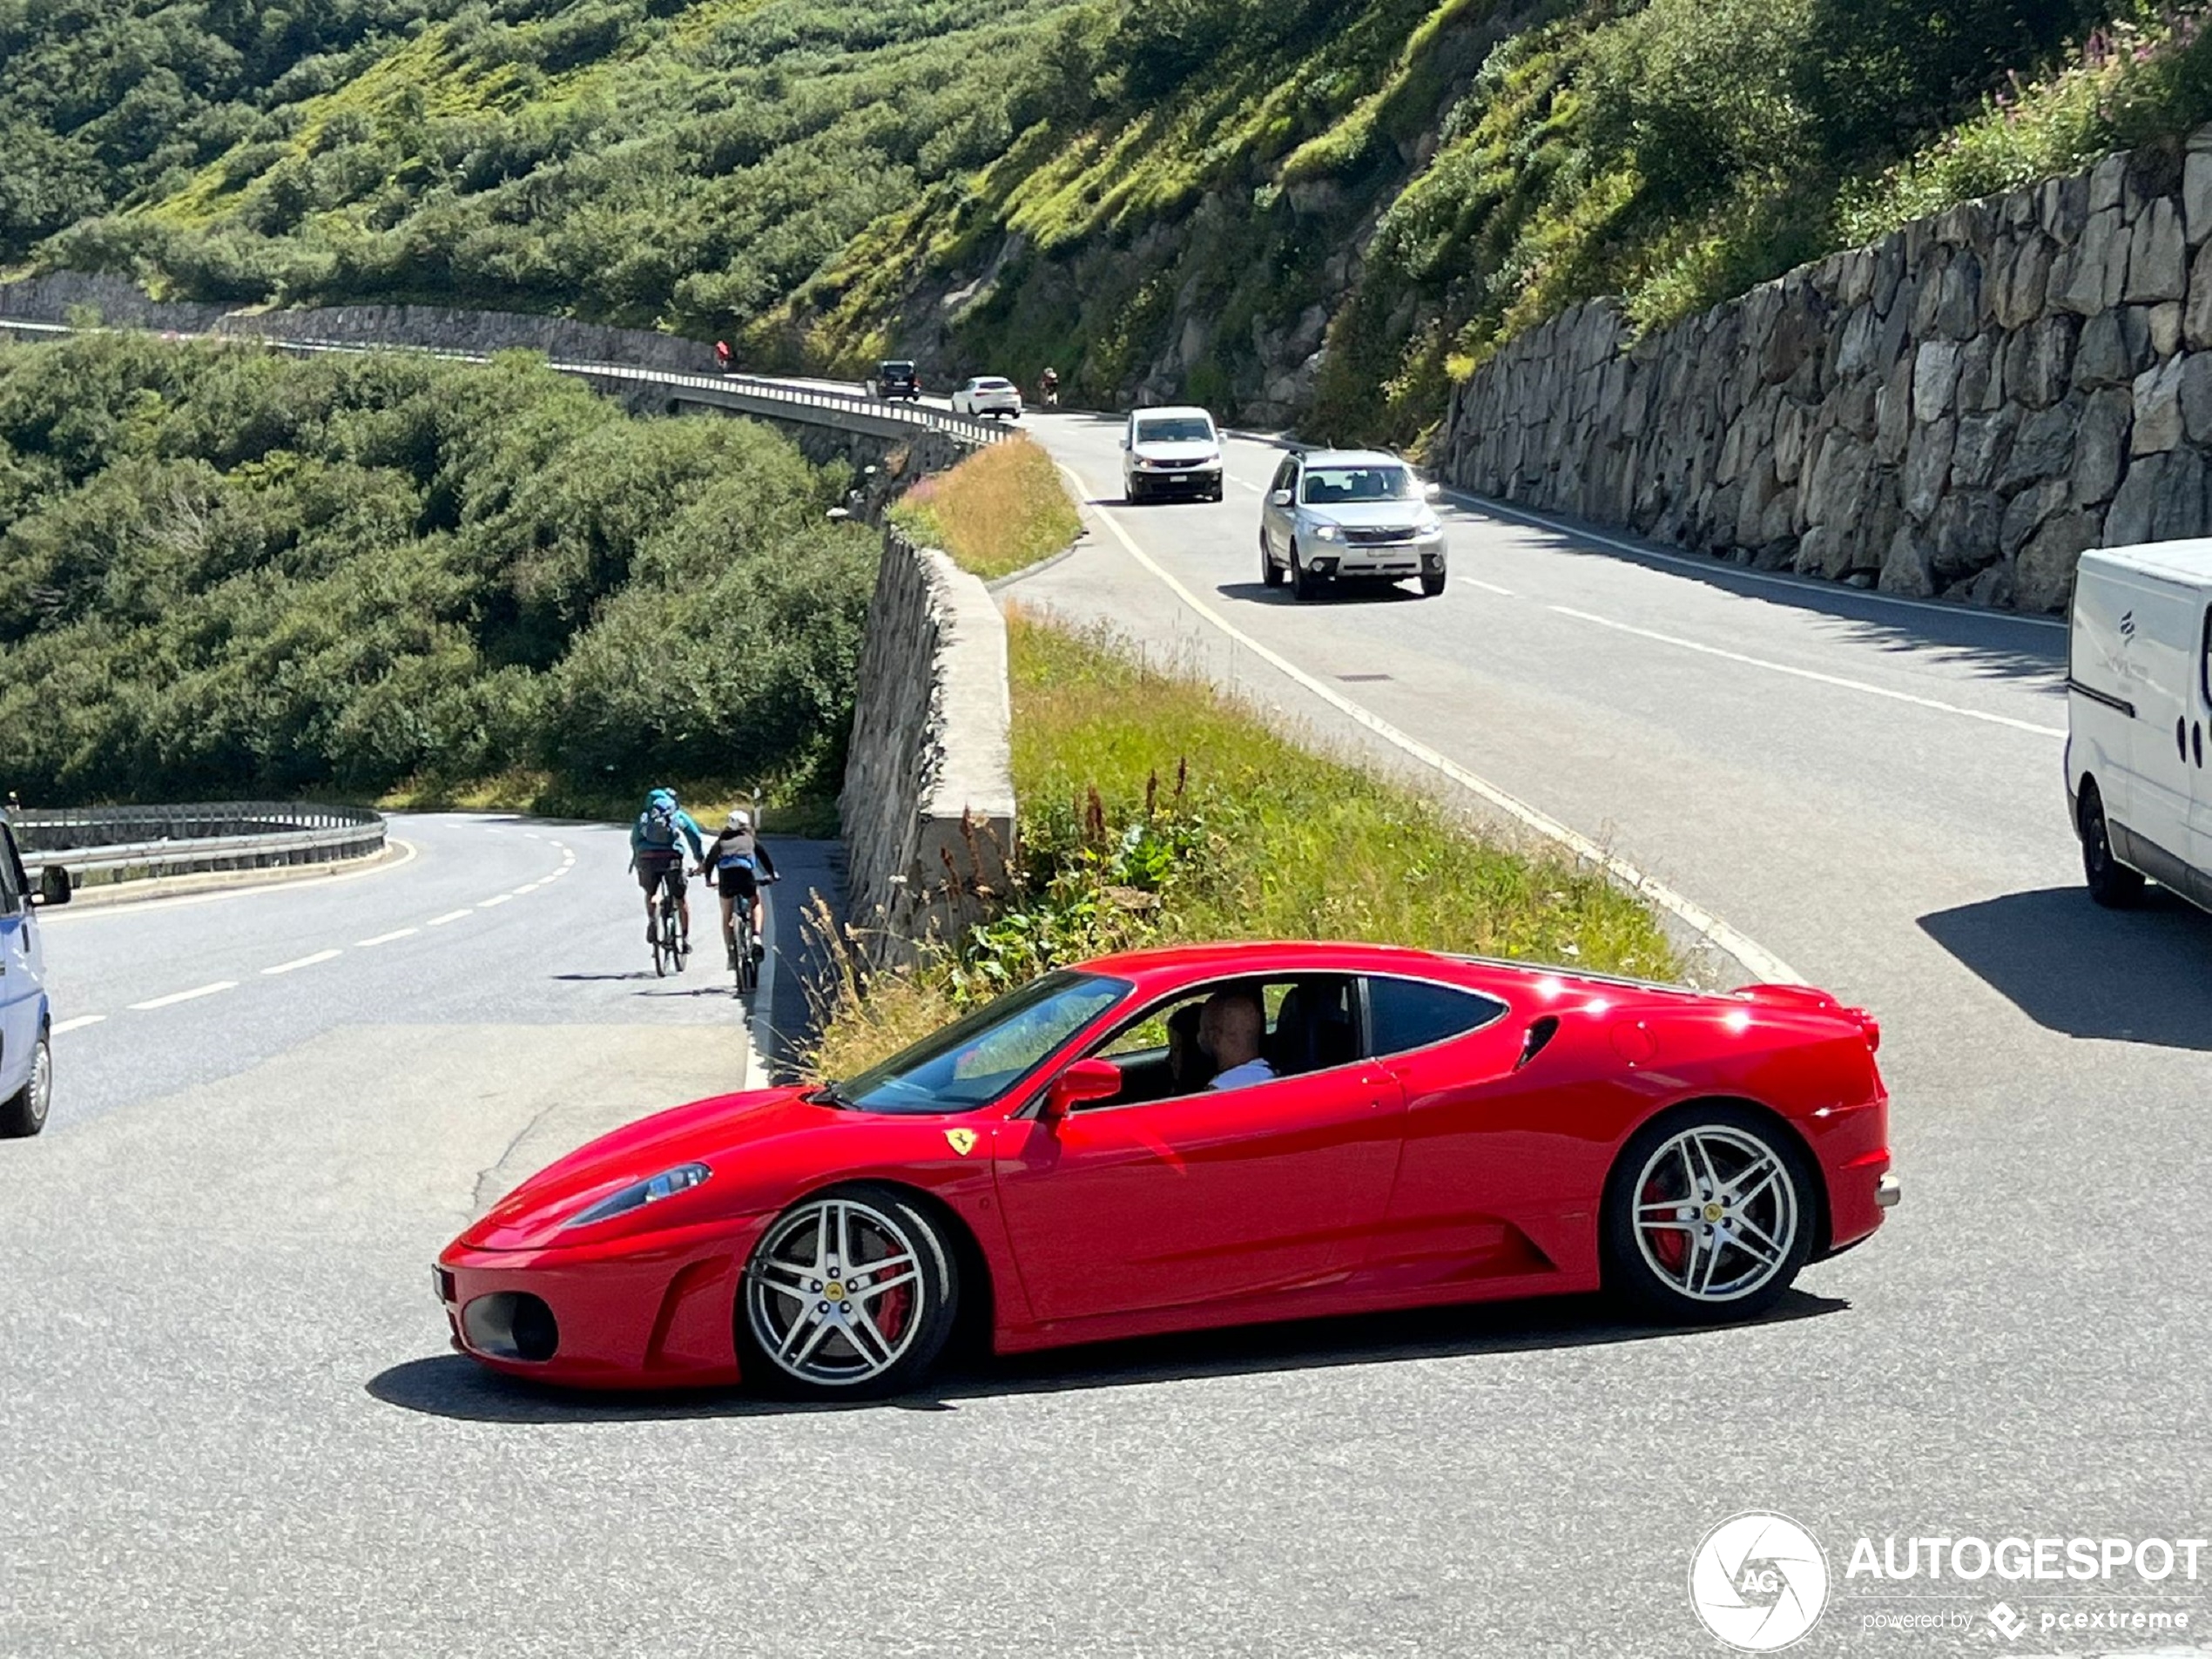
[{"left": 1733, "top": 982, "right": 1880, "bottom": 1051}]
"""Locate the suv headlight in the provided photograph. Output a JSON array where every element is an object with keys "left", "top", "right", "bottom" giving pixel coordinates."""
[
  {"left": 1312, "top": 523, "right": 1341, "bottom": 542},
  {"left": 563, "top": 1162, "right": 711, "bottom": 1229},
  {"left": 1416, "top": 514, "right": 1442, "bottom": 536}
]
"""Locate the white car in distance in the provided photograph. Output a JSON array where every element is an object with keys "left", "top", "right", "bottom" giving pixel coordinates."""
[
  {"left": 950, "top": 377, "right": 1022, "bottom": 420},
  {"left": 1121, "top": 407, "right": 1224, "bottom": 503}
]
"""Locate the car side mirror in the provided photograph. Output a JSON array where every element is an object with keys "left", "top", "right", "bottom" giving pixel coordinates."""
[
  {"left": 1120, "top": 436, "right": 1130, "bottom": 449},
  {"left": 33, "top": 865, "right": 70, "bottom": 907},
  {"left": 1041, "top": 1058, "right": 1122, "bottom": 1123},
  {"left": 1424, "top": 481, "right": 1442, "bottom": 502},
  {"left": 1270, "top": 489, "right": 1293, "bottom": 508}
]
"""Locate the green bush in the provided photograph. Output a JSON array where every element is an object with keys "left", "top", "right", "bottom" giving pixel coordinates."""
[{"left": 0, "top": 334, "right": 874, "bottom": 809}]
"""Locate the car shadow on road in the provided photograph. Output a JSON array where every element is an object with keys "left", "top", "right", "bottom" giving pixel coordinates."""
[
  {"left": 1919, "top": 885, "right": 2212, "bottom": 1049},
  {"left": 365, "top": 1289, "right": 1846, "bottom": 1424},
  {"left": 1216, "top": 581, "right": 1423, "bottom": 607}
]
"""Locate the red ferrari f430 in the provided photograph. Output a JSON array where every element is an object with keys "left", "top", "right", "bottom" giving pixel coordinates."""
[{"left": 436, "top": 942, "right": 1896, "bottom": 1396}]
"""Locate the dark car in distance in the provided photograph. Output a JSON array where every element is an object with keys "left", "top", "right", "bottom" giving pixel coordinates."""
[{"left": 868, "top": 361, "right": 922, "bottom": 401}]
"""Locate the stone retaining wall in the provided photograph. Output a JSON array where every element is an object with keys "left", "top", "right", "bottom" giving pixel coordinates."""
[
  {"left": 838, "top": 528, "right": 1015, "bottom": 966},
  {"left": 1440, "top": 127, "right": 2212, "bottom": 612}
]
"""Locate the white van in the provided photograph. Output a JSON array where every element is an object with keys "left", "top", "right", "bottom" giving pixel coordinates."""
[{"left": 2067, "top": 541, "right": 2212, "bottom": 910}]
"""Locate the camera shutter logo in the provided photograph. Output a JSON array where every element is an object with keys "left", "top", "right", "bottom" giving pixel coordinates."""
[{"left": 1689, "top": 1512, "right": 1830, "bottom": 1651}]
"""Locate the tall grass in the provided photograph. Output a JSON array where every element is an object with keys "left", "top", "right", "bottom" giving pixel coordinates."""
[
  {"left": 888, "top": 437, "right": 1082, "bottom": 580},
  {"left": 806, "top": 610, "right": 1677, "bottom": 1080}
]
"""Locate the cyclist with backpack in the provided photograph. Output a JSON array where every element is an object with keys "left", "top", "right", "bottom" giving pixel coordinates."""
[
  {"left": 631, "top": 787, "right": 705, "bottom": 951},
  {"left": 697, "top": 807, "right": 778, "bottom": 970}
]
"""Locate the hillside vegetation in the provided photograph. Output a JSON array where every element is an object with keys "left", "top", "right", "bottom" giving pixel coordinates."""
[
  {"left": 9, "top": 0, "right": 2212, "bottom": 446},
  {"left": 0, "top": 334, "right": 873, "bottom": 808}
]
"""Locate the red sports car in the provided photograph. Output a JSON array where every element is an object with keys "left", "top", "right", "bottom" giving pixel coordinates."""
[{"left": 436, "top": 941, "right": 1896, "bottom": 1397}]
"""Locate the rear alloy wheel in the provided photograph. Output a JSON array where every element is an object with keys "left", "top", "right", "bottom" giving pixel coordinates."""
[
  {"left": 2079, "top": 779, "right": 2144, "bottom": 907},
  {"left": 1290, "top": 543, "right": 1318, "bottom": 603},
  {"left": 1603, "top": 1106, "right": 1813, "bottom": 1323},
  {"left": 1260, "top": 533, "right": 1284, "bottom": 587},
  {"left": 741, "top": 1186, "right": 958, "bottom": 1398},
  {"left": 0, "top": 1028, "right": 51, "bottom": 1137}
]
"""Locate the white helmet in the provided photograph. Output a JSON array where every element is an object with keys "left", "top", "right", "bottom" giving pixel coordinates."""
[{"left": 726, "top": 809, "right": 751, "bottom": 830}]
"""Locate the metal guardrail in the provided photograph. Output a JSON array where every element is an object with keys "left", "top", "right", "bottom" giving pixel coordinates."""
[{"left": 13, "top": 802, "right": 387, "bottom": 884}]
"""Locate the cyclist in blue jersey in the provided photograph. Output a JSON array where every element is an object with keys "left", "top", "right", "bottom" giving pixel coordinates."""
[{"left": 631, "top": 787, "right": 705, "bottom": 949}]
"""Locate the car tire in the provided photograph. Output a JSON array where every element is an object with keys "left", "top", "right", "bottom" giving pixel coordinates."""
[
  {"left": 1260, "top": 534, "right": 1283, "bottom": 587},
  {"left": 0, "top": 1026, "right": 51, "bottom": 1138},
  {"left": 2079, "top": 779, "right": 2144, "bottom": 907},
  {"left": 738, "top": 1184, "right": 959, "bottom": 1399},
  {"left": 1420, "top": 570, "right": 1447, "bottom": 597},
  {"left": 1290, "top": 543, "right": 1318, "bottom": 603},
  {"left": 1602, "top": 1103, "right": 1815, "bottom": 1325},
  {"left": 1128, "top": 477, "right": 1146, "bottom": 505}
]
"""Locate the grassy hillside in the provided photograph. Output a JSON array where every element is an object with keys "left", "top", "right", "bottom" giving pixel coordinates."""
[
  {"left": 10, "top": 0, "right": 2212, "bottom": 448},
  {"left": 0, "top": 334, "right": 873, "bottom": 810}
]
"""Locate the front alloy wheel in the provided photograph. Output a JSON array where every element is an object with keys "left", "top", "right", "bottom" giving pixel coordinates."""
[
  {"left": 742, "top": 1187, "right": 957, "bottom": 1396},
  {"left": 0, "top": 1028, "right": 51, "bottom": 1137},
  {"left": 1604, "top": 1107, "right": 1812, "bottom": 1321}
]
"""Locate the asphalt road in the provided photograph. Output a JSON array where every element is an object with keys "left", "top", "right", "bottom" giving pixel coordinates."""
[{"left": 3, "top": 400, "right": 2208, "bottom": 1658}]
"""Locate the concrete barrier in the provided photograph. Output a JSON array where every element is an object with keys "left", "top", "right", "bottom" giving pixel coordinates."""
[{"left": 839, "top": 528, "right": 1015, "bottom": 965}]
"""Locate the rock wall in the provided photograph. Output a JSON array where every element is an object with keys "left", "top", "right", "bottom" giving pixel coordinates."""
[
  {"left": 839, "top": 528, "right": 1015, "bottom": 967},
  {"left": 1440, "top": 128, "right": 2212, "bottom": 612}
]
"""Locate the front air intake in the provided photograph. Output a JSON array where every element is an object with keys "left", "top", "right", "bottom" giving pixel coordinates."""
[{"left": 461, "top": 1291, "right": 560, "bottom": 1362}]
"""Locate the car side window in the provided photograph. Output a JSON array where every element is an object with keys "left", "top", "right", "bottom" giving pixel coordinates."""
[
  {"left": 0, "top": 828, "right": 22, "bottom": 914},
  {"left": 1364, "top": 977, "right": 1507, "bottom": 1058}
]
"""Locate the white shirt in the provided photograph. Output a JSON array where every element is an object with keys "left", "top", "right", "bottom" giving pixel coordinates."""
[{"left": 1209, "top": 1058, "right": 1278, "bottom": 1091}]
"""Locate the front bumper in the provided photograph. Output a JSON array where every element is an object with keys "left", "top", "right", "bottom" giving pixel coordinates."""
[
  {"left": 1309, "top": 535, "right": 1446, "bottom": 578},
  {"left": 437, "top": 1219, "right": 765, "bottom": 1388},
  {"left": 1131, "top": 465, "right": 1220, "bottom": 491}
]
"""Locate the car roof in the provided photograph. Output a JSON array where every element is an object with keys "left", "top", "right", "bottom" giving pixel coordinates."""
[
  {"left": 1296, "top": 448, "right": 1406, "bottom": 469},
  {"left": 2080, "top": 540, "right": 2212, "bottom": 584},
  {"left": 1132, "top": 406, "right": 1216, "bottom": 421}
]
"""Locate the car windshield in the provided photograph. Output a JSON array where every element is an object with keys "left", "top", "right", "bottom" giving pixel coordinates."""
[
  {"left": 1301, "top": 465, "right": 1416, "bottom": 504},
  {"left": 833, "top": 970, "right": 1131, "bottom": 1114},
  {"left": 1136, "top": 417, "right": 1214, "bottom": 443},
  {"left": 976, "top": 378, "right": 1012, "bottom": 390}
]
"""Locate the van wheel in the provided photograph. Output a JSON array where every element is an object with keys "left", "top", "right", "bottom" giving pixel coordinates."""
[
  {"left": 2079, "top": 780, "right": 2144, "bottom": 907},
  {"left": 0, "top": 1027, "right": 51, "bottom": 1137}
]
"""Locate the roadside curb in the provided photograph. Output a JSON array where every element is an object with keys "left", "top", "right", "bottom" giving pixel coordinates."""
[{"left": 985, "top": 531, "right": 1084, "bottom": 593}]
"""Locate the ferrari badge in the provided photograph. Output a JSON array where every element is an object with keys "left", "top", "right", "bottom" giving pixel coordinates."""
[{"left": 944, "top": 1129, "right": 978, "bottom": 1157}]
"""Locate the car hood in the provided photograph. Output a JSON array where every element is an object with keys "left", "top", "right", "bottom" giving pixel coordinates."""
[
  {"left": 1302, "top": 499, "right": 1430, "bottom": 527},
  {"left": 458, "top": 1085, "right": 837, "bottom": 1251},
  {"left": 1132, "top": 441, "right": 1219, "bottom": 462}
]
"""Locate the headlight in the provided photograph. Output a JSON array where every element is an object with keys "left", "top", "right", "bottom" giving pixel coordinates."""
[
  {"left": 1416, "top": 515, "right": 1442, "bottom": 536},
  {"left": 1313, "top": 523, "right": 1341, "bottom": 542},
  {"left": 563, "top": 1162, "right": 711, "bottom": 1229}
]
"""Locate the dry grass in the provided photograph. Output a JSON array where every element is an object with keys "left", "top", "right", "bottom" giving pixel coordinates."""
[
  {"left": 804, "top": 610, "right": 1680, "bottom": 1081},
  {"left": 889, "top": 438, "right": 1082, "bottom": 581}
]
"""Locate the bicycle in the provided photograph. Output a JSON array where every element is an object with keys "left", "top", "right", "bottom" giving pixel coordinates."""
[
  {"left": 731, "top": 873, "right": 778, "bottom": 995},
  {"left": 650, "top": 870, "right": 690, "bottom": 978}
]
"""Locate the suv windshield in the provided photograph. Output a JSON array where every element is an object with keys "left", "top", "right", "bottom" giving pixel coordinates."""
[
  {"left": 835, "top": 970, "right": 1130, "bottom": 1114},
  {"left": 880, "top": 361, "right": 914, "bottom": 374},
  {"left": 1136, "top": 417, "right": 1214, "bottom": 443},
  {"left": 1302, "top": 465, "right": 1416, "bottom": 504}
]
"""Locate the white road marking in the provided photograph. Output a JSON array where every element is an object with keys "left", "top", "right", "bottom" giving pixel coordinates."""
[
  {"left": 1059, "top": 460, "right": 1803, "bottom": 984},
  {"left": 511, "top": 883, "right": 540, "bottom": 895},
  {"left": 261, "top": 949, "right": 341, "bottom": 975},
  {"left": 51, "top": 1015, "right": 106, "bottom": 1035},
  {"left": 427, "top": 909, "right": 473, "bottom": 927},
  {"left": 477, "top": 894, "right": 512, "bottom": 908},
  {"left": 356, "top": 927, "right": 418, "bottom": 947},
  {"left": 1465, "top": 577, "right": 1514, "bottom": 597},
  {"left": 1549, "top": 606, "right": 2066, "bottom": 738},
  {"left": 1450, "top": 487, "right": 2069, "bottom": 631},
  {"left": 130, "top": 981, "right": 237, "bottom": 1011}
]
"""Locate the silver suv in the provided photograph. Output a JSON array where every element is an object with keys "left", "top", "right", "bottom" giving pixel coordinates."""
[{"left": 1258, "top": 449, "right": 1447, "bottom": 599}]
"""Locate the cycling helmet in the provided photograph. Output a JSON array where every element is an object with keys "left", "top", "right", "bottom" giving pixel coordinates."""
[
  {"left": 648, "top": 786, "right": 677, "bottom": 809},
  {"left": 726, "top": 809, "right": 751, "bottom": 830}
]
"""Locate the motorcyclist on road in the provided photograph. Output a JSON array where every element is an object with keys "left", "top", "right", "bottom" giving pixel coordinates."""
[
  {"left": 1040, "top": 366, "right": 1060, "bottom": 408},
  {"left": 631, "top": 787, "right": 705, "bottom": 948},
  {"left": 697, "top": 808, "right": 778, "bottom": 969}
]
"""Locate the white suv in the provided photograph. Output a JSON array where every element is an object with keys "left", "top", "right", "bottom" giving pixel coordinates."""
[
  {"left": 1258, "top": 448, "right": 1447, "bottom": 599},
  {"left": 951, "top": 377, "right": 1022, "bottom": 420},
  {"left": 1121, "top": 406, "right": 1223, "bottom": 502}
]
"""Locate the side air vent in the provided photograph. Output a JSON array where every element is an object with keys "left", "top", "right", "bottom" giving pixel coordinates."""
[{"left": 1515, "top": 1015, "right": 1561, "bottom": 1070}]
